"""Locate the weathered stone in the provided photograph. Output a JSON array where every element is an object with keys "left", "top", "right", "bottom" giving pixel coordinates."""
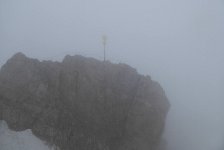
[{"left": 0, "top": 53, "right": 170, "bottom": 150}]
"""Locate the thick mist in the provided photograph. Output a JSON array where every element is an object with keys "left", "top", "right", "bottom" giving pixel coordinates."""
[
  {"left": 1, "top": 0, "right": 224, "bottom": 150},
  {"left": 0, "top": 121, "right": 51, "bottom": 150}
]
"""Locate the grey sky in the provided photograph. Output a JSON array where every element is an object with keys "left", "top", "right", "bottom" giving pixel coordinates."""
[{"left": 1, "top": 0, "right": 224, "bottom": 150}]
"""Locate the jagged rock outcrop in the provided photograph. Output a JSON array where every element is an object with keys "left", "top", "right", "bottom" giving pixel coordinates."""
[{"left": 0, "top": 52, "right": 170, "bottom": 150}]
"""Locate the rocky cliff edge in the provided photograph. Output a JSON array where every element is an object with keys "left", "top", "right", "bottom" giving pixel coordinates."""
[{"left": 0, "top": 52, "right": 170, "bottom": 150}]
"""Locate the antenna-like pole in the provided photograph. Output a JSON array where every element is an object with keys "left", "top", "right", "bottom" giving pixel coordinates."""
[{"left": 102, "top": 35, "right": 107, "bottom": 61}]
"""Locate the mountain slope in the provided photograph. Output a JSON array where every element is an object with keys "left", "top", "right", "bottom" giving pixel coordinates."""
[{"left": 0, "top": 53, "right": 170, "bottom": 150}]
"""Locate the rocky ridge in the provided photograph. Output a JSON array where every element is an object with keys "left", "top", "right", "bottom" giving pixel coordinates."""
[{"left": 0, "top": 53, "right": 170, "bottom": 150}]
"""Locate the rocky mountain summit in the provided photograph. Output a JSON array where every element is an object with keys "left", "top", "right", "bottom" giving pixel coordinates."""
[{"left": 0, "top": 53, "right": 170, "bottom": 150}]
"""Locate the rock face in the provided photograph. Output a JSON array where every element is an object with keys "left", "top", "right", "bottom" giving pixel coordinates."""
[{"left": 0, "top": 52, "right": 170, "bottom": 150}]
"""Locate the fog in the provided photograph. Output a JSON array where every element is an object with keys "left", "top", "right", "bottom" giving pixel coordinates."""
[
  {"left": 0, "top": 121, "right": 51, "bottom": 150},
  {"left": 0, "top": 0, "right": 224, "bottom": 150}
]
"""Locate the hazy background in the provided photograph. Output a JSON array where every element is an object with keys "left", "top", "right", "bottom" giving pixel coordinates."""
[
  {"left": 1, "top": 0, "right": 224, "bottom": 150},
  {"left": 0, "top": 121, "right": 50, "bottom": 150}
]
